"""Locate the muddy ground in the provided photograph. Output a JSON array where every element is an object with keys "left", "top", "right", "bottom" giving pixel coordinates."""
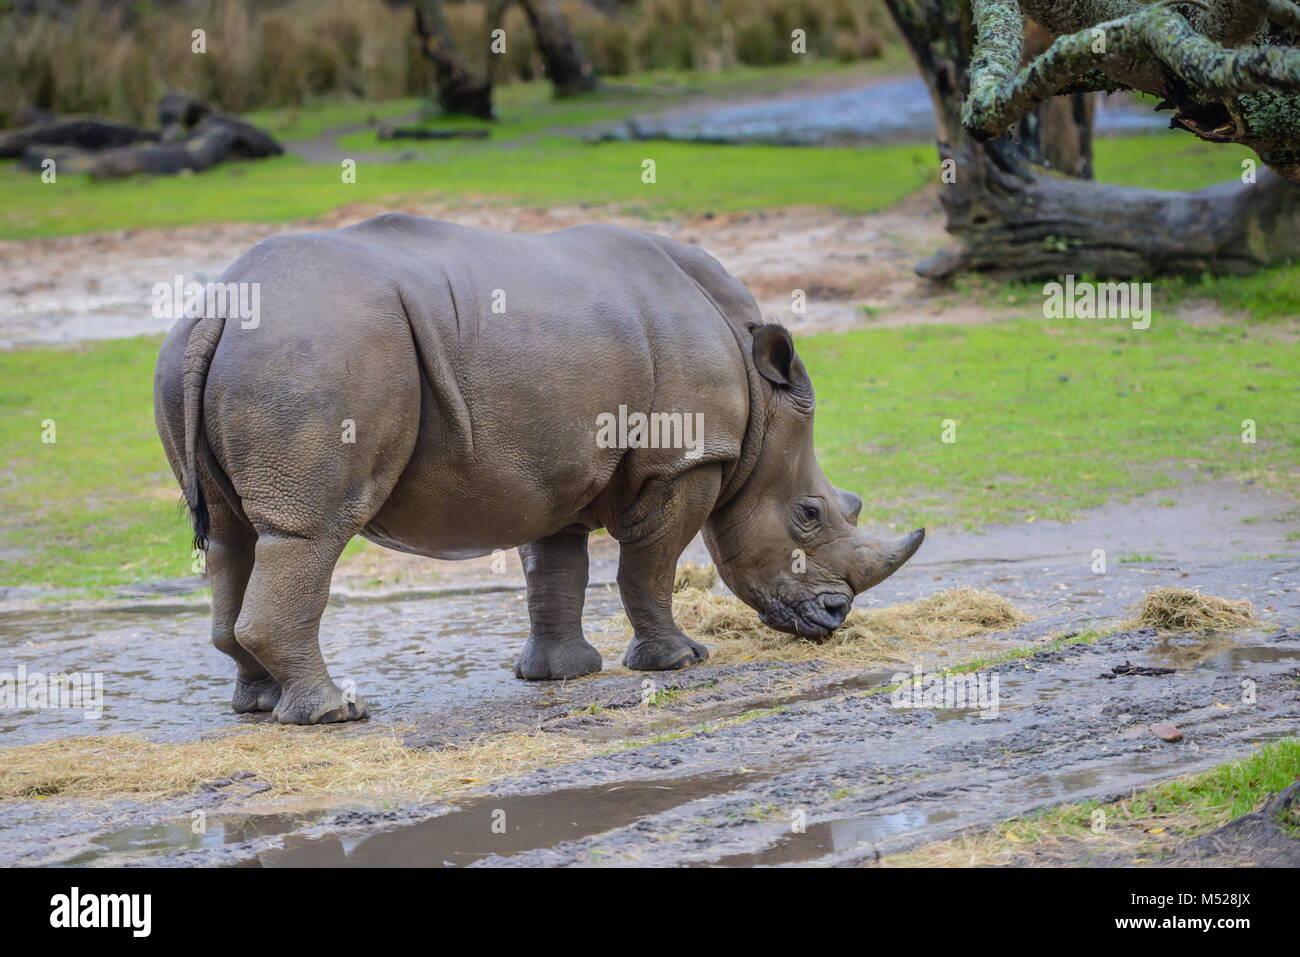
[
  {"left": 0, "top": 190, "right": 982, "bottom": 349},
  {"left": 0, "top": 480, "right": 1296, "bottom": 867}
]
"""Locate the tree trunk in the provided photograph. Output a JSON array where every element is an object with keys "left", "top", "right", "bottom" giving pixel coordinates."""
[
  {"left": 414, "top": 0, "right": 495, "bottom": 120},
  {"left": 517, "top": 0, "right": 598, "bottom": 96},
  {"left": 1022, "top": 20, "right": 1093, "bottom": 179},
  {"left": 884, "top": 0, "right": 1300, "bottom": 279}
]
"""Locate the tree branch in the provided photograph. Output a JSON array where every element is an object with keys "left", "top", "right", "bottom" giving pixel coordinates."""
[
  {"left": 1196, "top": 0, "right": 1267, "bottom": 46},
  {"left": 1018, "top": 0, "right": 1143, "bottom": 36},
  {"left": 964, "top": 0, "right": 1300, "bottom": 142},
  {"left": 1245, "top": 0, "right": 1300, "bottom": 35},
  {"left": 1056, "top": 68, "right": 1130, "bottom": 94}
]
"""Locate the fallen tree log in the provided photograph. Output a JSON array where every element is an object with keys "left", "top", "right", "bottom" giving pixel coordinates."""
[
  {"left": 8, "top": 99, "right": 282, "bottom": 179},
  {"left": 0, "top": 117, "right": 157, "bottom": 158},
  {"left": 87, "top": 115, "right": 282, "bottom": 179}
]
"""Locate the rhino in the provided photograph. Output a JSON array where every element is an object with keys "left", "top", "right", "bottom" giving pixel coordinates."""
[{"left": 154, "top": 214, "right": 924, "bottom": 724}]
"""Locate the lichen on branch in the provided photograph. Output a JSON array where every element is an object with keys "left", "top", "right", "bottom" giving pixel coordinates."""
[{"left": 962, "top": 0, "right": 1300, "bottom": 179}]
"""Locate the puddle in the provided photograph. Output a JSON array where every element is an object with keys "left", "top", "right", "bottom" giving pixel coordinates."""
[
  {"left": 1191, "top": 645, "right": 1300, "bottom": 673},
  {"left": 2, "top": 560, "right": 1296, "bottom": 866},
  {"left": 701, "top": 809, "right": 960, "bottom": 866},
  {"left": 56, "top": 806, "right": 353, "bottom": 866},
  {"left": 0, "top": 587, "right": 626, "bottom": 745},
  {"left": 243, "top": 771, "right": 764, "bottom": 868}
]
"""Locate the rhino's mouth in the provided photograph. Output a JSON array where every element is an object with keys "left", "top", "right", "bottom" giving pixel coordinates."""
[{"left": 760, "top": 592, "right": 852, "bottom": 641}]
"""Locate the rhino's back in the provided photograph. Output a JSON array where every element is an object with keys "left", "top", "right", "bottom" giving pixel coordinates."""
[
  {"left": 212, "top": 214, "right": 754, "bottom": 553},
  {"left": 334, "top": 213, "right": 753, "bottom": 445}
]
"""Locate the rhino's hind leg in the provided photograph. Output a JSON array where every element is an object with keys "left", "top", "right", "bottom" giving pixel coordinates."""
[
  {"left": 234, "top": 532, "right": 367, "bottom": 725},
  {"left": 212, "top": 540, "right": 281, "bottom": 714},
  {"left": 203, "top": 502, "right": 281, "bottom": 713},
  {"left": 515, "top": 530, "right": 603, "bottom": 681},
  {"left": 617, "top": 470, "right": 719, "bottom": 672}
]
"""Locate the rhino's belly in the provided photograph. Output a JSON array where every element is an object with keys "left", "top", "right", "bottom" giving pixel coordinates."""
[{"left": 360, "top": 441, "right": 617, "bottom": 557}]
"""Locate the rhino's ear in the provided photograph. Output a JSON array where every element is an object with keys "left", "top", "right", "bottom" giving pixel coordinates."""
[{"left": 749, "top": 323, "right": 796, "bottom": 387}]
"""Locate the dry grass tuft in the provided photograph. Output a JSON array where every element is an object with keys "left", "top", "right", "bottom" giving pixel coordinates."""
[
  {"left": 0, "top": 726, "right": 601, "bottom": 803},
  {"left": 673, "top": 561, "right": 718, "bottom": 593},
  {"left": 1124, "top": 587, "right": 1257, "bottom": 634},
  {"left": 598, "top": 586, "right": 1030, "bottom": 669}
]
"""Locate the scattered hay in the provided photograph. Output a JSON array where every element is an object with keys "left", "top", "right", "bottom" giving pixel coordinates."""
[
  {"left": 1124, "top": 587, "right": 1257, "bottom": 634},
  {"left": 0, "top": 726, "right": 603, "bottom": 803},
  {"left": 597, "top": 586, "right": 1030, "bottom": 670},
  {"left": 673, "top": 561, "right": 718, "bottom": 593}
]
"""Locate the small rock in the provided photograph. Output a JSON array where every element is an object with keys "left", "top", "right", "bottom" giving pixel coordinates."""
[{"left": 1150, "top": 721, "right": 1183, "bottom": 742}]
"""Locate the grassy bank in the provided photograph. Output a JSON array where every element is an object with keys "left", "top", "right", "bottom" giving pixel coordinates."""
[
  {"left": 2, "top": 314, "right": 1296, "bottom": 592},
  {"left": 0, "top": 140, "right": 936, "bottom": 240},
  {"left": 800, "top": 315, "right": 1300, "bottom": 530},
  {"left": 0, "top": 133, "right": 1276, "bottom": 242},
  {"left": 0, "top": 69, "right": 1278, "bottom": 241},
  {"left": 888, "top": 737, "right": 1300, "bottom": 866}
]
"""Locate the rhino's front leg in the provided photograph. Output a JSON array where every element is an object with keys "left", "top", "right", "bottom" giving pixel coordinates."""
[
  {"left": 617, "top": 469, "right": 720, "bottom": 671},
  {"left": 515, "top": 529, "right": 604, "bottom": 680}
]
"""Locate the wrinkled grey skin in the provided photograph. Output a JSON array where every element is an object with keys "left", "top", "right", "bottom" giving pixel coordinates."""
[{"left": 154, "top": 214, "right": 924, "bottom": 724}]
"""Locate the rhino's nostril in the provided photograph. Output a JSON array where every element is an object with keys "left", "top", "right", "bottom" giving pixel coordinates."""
[{"left": 821, "top": 593, "right": 851, "bottom": 618}]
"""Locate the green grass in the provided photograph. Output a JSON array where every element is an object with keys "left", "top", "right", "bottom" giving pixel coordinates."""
[
  {"left": 892, "top": 737, "right": 1300, "bottom": 864},
  {"left": 1163, "top": 263, "right": 1300, "bottom": 321},
  {"left": 0, "top": 139, "right": 937, "bottom": 239},
  {"left": 241, "top": 97, "right": 425, "bottom": 143},
  {"left": 2, "top": 73, "right": 1286, "bottom": 242},
  {"left": 1092, "top": 133, "right": 1260, "bottom": 191},
  {"left": 0, "top": 337, "right": 183, "bottom": 592},
  {"left": 955, "top": 258, "right": 1300, "bottom": 325},
  {"left": 1018, "top": 737, "right": 1300, "bottom": 841},
  {"left": 798, "top": 316, "right": 1300, "bottom": 530},
  {"left": 3, "top": 314, "right": 1296, "bottom": 591}
]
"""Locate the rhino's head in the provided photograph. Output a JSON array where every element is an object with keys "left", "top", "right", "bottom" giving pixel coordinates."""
[{"left": 703, "top": 324, "right": 924, "bottom": 640}]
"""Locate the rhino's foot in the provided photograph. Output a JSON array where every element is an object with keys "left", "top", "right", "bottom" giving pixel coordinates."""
[
  {"left": 515, "top": 636, "right": 603, "bottom": 681},
  {"left": 272, "top": 680, "right": 369, "bottom": 725},
  {"left": 232, "top": 675, "right": 283, "bottom": 714},
  {"left": 622, "top": 631, "right": 710, "bottom": 672}
]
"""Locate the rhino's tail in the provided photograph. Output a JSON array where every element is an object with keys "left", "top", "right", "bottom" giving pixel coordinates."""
[{"left": 180, "top": 315, "right": 226, "bottom": 551}]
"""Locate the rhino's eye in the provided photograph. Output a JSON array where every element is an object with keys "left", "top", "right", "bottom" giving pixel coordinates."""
[{"left": 798, "top": 501, "right": 822, "bottom": 524}]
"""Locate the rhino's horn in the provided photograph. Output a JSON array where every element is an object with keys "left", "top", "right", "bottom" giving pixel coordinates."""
[{"left": 851, "top": 527, "right": 925, "bottom": 593}]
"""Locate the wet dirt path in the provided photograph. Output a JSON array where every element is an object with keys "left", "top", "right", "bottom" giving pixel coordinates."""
[
  {"left": 0, "top": 481, "right": 1295, "bottom": 866},
  {"left": 16, "top": 610, "right": 1293, "bottom": 868},
  {"left": 293, "top": 629, "right": 1297, "bottom": 869},
  {"left": 0, "top": 192, "right": 992, "bottom": 349}
]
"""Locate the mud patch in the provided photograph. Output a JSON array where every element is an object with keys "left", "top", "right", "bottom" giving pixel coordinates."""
[
  {"left": 41, "top": 621, "right": 1295, "bottom": 868},
  {"left": 243, "top": 770, "right": 768, "bottom": 868}
]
